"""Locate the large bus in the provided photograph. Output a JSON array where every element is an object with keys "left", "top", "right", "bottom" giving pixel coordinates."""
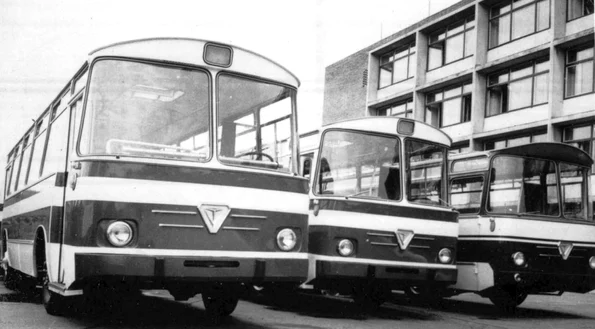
[
  {"left": 0, "top": 38, "right": 309, "bottom": 318},
  {"left": 444, "top": 143, "right": 595, "bottom": 311},
  {"left": 305, "top": 117, "right": 458, "bottom": 309}
]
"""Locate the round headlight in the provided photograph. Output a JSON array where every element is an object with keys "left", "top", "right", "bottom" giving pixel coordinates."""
[
  {"left": 276, "top": 229, "right": 297, "bottom": 251},
  {"left": 337, "top": 239, "right": 354, "bottom": 257},
  {"left": 438, "top": 248, "right": 452, "bottom": 264},
  {"left": 512, "top": 251, "right": 526, "bottom": 266},
  {"left": 106, "top": 221, "right": 133, "bottom": 247},
  {"left": 589, "top": 256, "right": 595, "bottom": 269}
]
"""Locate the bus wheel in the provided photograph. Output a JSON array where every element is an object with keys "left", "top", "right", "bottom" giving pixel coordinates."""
[
  {"left": 3, "top": 266, "right": 20, "bottom": 291},
  {"left": 488, "top": 286, "right": 527, "bottom": 313},
  {"left": 352, "top": 284, "right": 388, "bottom": 312},
  {"left": 41, "top": 264, "right": 68, "bottom": 316},
  {"left": 202, "top": 292, "right": 239, "bottom": 322}
]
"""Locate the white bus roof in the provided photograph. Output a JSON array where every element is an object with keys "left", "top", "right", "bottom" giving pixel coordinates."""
[
  {"left": 89, "top": 38, "right": 300, "bottom": 88},
  {"left": 450, "top": 142, "right": 594, "bottom": 170},
  {"left": 321, "top": 117, "right": 452, "bottom": 147}
]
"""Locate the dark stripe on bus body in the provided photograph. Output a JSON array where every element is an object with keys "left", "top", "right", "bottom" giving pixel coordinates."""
[
  {"left": 73, "top": 254, "right": 308, "bottom": 285},
  {"left": 309, "top": 225, "right": 457, "bottom": 265},
  {"left": 80, "top": 160, "right": 309, "bottom": 194},
  {"left": 310, "top": 199, "right": 458, "bottom": 223},
  {"left": 64, "top": 200, "right": 308, "bottom": 252},
  {"left": 1, "top": 206, "right": 62, "bottom": 243},
  {"left": 458, "top": 239, "right": 595, "bottom": 277}
]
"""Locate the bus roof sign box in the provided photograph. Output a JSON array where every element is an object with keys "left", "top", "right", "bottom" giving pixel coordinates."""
[{"left": 204, "top": 43, "right": 233, "bottom": 67}]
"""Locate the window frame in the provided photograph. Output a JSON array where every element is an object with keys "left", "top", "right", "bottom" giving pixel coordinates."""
[
  {"left": 450, "top": 175, "right": 485, "bottom": 215},
  {"left": 484, "top": 131, "right": 547, "bottom": 150},
  {"left": 216, "top": 71, "right": 299, "bottom": 174},
  {"left": 567, "top": 0, "right": 594, "bottom": 21},
  {"left": 486, "top": 58, "right": 550, "bottom": 117},
  {"left": 377, "top": 99, "right": 414, "bottom": 118},
  {"left": 488, "top": 0, "right": 551, "bottom": 49},
  {"left": 313, "top": 128, "right": 404, "bottom": 201},
  {"left": 378, "top": 42, "right": 416, "bottom": 89},
  {"left": 78, "top": 57, "right": 214, "bottom": 164},
  {"left": 564, "top": 44, "right": 595, "bottom": 99},
  {"left": 427, "top": 16, "right": 476, "bottom": 71},
  {"left": 425, "top": 82, "right": 473, "bottom": 128}
]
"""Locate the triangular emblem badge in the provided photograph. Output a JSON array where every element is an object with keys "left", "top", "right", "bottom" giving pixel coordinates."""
[
  {"left": 198, "top": 204, "right": 230, "bottom": 234},
  {"left": 395, "top": 229, "right": 414, "bottom": 250},
  {"left": 558, "top": 242, "right": 573, "bottom": 260}
]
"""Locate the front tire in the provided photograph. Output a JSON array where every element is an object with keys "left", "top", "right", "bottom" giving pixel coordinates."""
[
  {"left": 488, "top": 286, "right": 527, "bottom": 313},
  {"left": 42, "top": 266, "right": 69, "bottom": 316},
  {"left": 352, "top": 284, "right": 388, "bottom": 312},
  {"left": 202, "top": 292, "right": 239, "bottom": 322}
]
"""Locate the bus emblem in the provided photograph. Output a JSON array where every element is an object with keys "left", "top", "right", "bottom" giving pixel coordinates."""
[
  {"left": 198, "top": 205, "right": 230, "bottom": 234},
  {"left": 558, "top": 242, "right": 573, "bottom": 260},
  {"left": 395, "top": 229, "right": 414, "bottom": 250}
]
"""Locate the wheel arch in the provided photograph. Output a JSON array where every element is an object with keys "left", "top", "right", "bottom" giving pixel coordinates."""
[{"left": 33, "top": 225, "right": 49, "bottom": 279}]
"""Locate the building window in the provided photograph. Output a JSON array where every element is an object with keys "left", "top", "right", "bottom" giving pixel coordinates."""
[
  {"left": 377, "top": 99, "right": 413, "bottom": 118},
  {"left": 489, "top": 0, "right": 550, "bottom": 48},
  {"left": 568, "top": 0, "right": 594, "bottom": 21},
  {"left": 563, "top": 124, "right": 595, "bottom": 168},
  {"left": 486, "top": 58, "right": 549, "bottom": 116},
  {"left": 565, "top": 45, "right": 594, "bottom": 98},
  {"left": 379, "top": 42, "right": 416, "bottom": 89},
  {"left": 428, "top": 16, "right": 475, "bottom": 70},
  {"left": 425, "top": 82, "right": 472, "bottom": 128},
  {"left": 484, "top": 131, "right": 547, "bottom": 150},
  {"left": 449, "top": 142, "right": 471, "bottom": 155}
]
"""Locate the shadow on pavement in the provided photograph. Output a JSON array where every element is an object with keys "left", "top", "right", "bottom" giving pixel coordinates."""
[
  {"left": 244, "top": 290, "right": 439, "bottom": 321},
  {"left": 387, "top": 292, "right": 594, "bottom": 321}
]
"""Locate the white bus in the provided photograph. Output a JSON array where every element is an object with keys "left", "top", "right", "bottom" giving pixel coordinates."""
[
  {"left": 442, "top": 143, "right": 595, "bottom": 311},
  {"left": 305, "top": 117, "right": 459, "bottom": 309},
  {"left": 1, "top": 38, "right": 309, "bottom": 319}
]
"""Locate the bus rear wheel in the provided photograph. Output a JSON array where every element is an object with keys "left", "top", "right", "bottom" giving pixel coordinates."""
[
  {"left": 3, "top": 266, "right": 19, "bottom": 290},
  {"left": 488, "top": 286, "right": 527, "bottom": 313}
]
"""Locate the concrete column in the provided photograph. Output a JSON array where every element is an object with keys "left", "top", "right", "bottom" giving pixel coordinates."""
[
  {"left": 547, "top": 45, "right": 567, "bottom": 141},
  {"left": 413, "top": 31, "right": 429, "bottom": 123},
  {"left": 474, "top": 1, "right": 490, "bottom": 67}
]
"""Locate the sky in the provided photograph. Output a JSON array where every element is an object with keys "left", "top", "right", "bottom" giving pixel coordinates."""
[{"left": 0, "top": 0, "right": 459, "bottom": 199}]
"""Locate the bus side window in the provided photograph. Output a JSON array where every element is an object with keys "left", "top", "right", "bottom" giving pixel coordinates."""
[
  {"left": 450, "top": 176, "right": 484, "bottom": 214},
  {"left": 43, "top": 107, "right": 70, "bottom": 176},
  {"left": 303, "top": 158, "right": 311, "bottom": 178}
]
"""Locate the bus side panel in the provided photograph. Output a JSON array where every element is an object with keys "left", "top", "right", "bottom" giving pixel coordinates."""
[{"left": 1, "top": 176, "right": 63, "bottom": 279}]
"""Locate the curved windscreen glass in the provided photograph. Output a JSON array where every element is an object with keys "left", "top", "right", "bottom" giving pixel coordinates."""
[
  {"left": 315, "top": 130, "right": 401, "bottom": 200},
  {"left": 488, "top": 156, "right": 560, "bottom": 216},
  {"left": 217, "top": 74, "right": 296, "bottom": 173},
  {"left": 80, "top": 60, "right": 210, "bottom": 161}
]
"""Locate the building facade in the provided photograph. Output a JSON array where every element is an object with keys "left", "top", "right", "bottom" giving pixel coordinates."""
[{"left": 323, "top": 0, "right": 594, "bottom": 158}]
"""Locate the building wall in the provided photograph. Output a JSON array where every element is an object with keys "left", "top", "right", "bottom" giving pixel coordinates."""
[
  {"left": 322, "top": 0, "right": 595, "bottom": 154},
  {"left": 322, "top": 0, "right": 477, "bottom": 125}
]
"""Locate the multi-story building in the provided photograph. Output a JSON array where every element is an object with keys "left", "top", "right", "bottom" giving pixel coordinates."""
[{"left": 323, "top": 0, "right": 594, "bottom": 158}]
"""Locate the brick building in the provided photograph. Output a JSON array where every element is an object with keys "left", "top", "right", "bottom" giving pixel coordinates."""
[{"left": 323, "top": 0, "right": 594, "bottom": 156}]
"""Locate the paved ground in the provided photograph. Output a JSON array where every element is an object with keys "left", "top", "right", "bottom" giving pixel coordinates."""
[{"left": 1, "top": 280, "right": 594, "bottom": 329}]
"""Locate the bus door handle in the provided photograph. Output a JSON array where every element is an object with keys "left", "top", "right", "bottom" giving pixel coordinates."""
[
  {"left": 70, "top": 161, "right": 81, "bottom": 190},
  {"left": 489, "top": 217, "right": 496, "bottom": 232}
]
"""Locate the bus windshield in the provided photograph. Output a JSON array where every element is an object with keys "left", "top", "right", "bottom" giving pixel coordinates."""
[
  {"left": 488, "top": 156, "right": 560, "bottom": 216},
  {"left": 315, "top": 130, "right": 401, "bottom": 200},
  {"left": 217, "top": 74, "right": 296, "bottom": 173},
  {"left": 406, "top": 140, "right": 447, "bottom": 206},
  {"left": 80, "top": 60, "right": 210, "bottom": 161}
]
